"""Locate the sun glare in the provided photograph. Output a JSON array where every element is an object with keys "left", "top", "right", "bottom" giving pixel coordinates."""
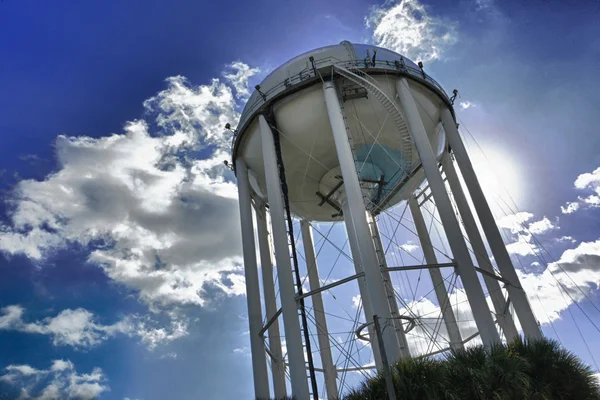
[{"left": 464, "top": 143, "right": 525, "bottom": 212}]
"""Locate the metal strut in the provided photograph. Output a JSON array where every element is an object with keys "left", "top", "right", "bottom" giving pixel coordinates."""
[{"left": 270, "top": 117, "right": 319, "bottom": 399}]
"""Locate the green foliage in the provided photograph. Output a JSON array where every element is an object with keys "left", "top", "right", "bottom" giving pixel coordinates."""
[
  {"left": 508, "top": 338, "right": 600, "bottom": 400},
  {"left": 342, "top": 337, "right": 600, "bottom": 400}
]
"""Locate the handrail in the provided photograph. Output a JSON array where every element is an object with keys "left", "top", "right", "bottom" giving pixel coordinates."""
[
  {"left": 231, "top": 55, "right": 450, "bottom": 150},
  {"left": 332, "top": 64, "right": 414, "bottom": 172}
]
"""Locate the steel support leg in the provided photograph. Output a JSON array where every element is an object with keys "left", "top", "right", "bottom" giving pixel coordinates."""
[
  {"left": 442, "top": 155, "right": 520, "bottom": 341},
  {"left": 235, "top": 159, "right": 270, "bottom": 399},
  {"left": 395, "top": 78, "right": 500, "bottom": 346},
  {"left": 440, "top": 108, "right": 542, "bottom": 340},
  {"left": 258, "top": 115, "right": 310, "bottom": 399},
  {"left": 255, "top": 203, "right": 287, "bottom": 398},
  {"left": 408, "top": 196, "right": 463, "bottom": 350},
  {"left": 300, "top": 220, "right": 338, "bottom": 399},
  {"left": 342, "top": 201, "right": 383, "bottom": 370},
  {"left": 367, "top": 214, "right": 411, "bottom": 357},
  {"left": 324, "top": 80, "right": 401, "bottom": 365}
]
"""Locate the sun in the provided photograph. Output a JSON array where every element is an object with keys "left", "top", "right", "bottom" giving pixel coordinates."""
[{"left": 463, "top": 143, "right": 525, "bottom": 213}]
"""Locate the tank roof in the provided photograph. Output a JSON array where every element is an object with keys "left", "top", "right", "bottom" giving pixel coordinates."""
[{"left": 232, "top": 41, "right": 451, "bottom": 158}]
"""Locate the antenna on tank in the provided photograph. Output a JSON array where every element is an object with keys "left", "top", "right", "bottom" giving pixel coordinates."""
[
  {"left": 418, "top": 61, "right": 426, "bottom": 78},
  {"left": 450, "top": 89, "right": 459, "bottom": 105},
  {"left": 309, "top": 56, "right": 324, "bottom": 83},
  {"left": 255, "top": 85, "right": 267, "bottom": 101},
  {"left": 223, "top": 160, "right": 233, "bottom": 171}
]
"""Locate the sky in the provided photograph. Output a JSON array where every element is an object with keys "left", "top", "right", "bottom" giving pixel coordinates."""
[{"left": 1, "top": 0, "right": 600, "bottom": 398}]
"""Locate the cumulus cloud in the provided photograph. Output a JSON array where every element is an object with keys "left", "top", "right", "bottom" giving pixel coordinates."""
[
  {"left": 351, "top": 294, "right": 362, "bottom": 309},
  {"left": 561, "top": 201, "right": 580, "bottom": 214},
  {"left": 400, "top": 290, "right": 479, "bottom": 355},
  {"left": 366, "top": 0, "right": 457, "bottom": 62},
  {"left": 527, "top": 217, "right": 556, "bottom": 235},
  {"left": 459, "top": 101, "right": 475, "bottom": 110},
  {"left": 0, "top": 359, "right": 108, "bottom": 399},
  {"left": 222, "top": 62, "right": 260, "bottom": 99},
  {"left": 555, "top": 235, "right": 577, "bottom": 244},
  {"left": 399, "top": 241, "right": 419, "bottom": 253},
  {"left": 135, "top": 314, "right": 189, "bottom": 350},
  {"left": 496, "top": 211, "right": 534, "bottom": 233},
  {"left": 497, "top": 212, "right": 557, "bottom": 256},
  {"left": 560, "top": 167, "right": 600, "bottom": 213},
  {"left": 0, "top": 305, "right": 123, "bottom": 348},
  {"left": 0, "top": 63, "right": 260, "bottom": 307},
  {"left": 400, "top": 239, "right": 600, "bottom": 351},
  {"left": 505, "top": 235, "right": 537, "bottom": 257},
  {"left": 0, "top": 305, "right": 188, "bottom": 350},
  {"left": 518, "top": 239, "right": 600, "bottom": 325},
  {"left": 574, "top": 167, "right": 600, "bottom": 190}
]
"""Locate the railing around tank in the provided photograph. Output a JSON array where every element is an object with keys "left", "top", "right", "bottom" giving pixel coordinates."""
[{"left": 232, "top": 55, "right": 450, "bottom": 149}]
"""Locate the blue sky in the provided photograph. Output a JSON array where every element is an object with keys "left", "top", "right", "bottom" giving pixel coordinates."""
[{"left": 1, "top": 0, "right": 600, "bottom": 398}]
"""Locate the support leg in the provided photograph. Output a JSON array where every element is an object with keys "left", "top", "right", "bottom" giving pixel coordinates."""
[
  {"left": 440, "top": 108, "right": 542, "bottom": 340},
  {"left": 235, "top": 159, "right": 270, "bottom": 399},
  {"left": 300, "top": 220, "right": 338, "bottom": 399},
  {"left": 324, "top": 79, "right": 402, "bottom": 365},
  {"left": 395, "top": 78, "right": 499, "bottom": 346},
  {"left": 367, "top": 214, "right": 411, "bottom": 357},
  {"left": 442, "top": 155, "right": 519, "bottom": 341},
  {"left": 258, "top": 115, "right": 310, "bottom": 399},
  {"left": 342, "top": 201, "right": 383, "bottom": 371},
  {"left": 255, "top": 203, "right": 287, "bottom": 398},
  {"left": 408, "top": 196, "right": 463, "bottom": 350}
]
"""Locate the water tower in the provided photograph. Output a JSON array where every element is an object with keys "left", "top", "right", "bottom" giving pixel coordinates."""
[{"left": 231, "top": 41, "right": 542, "bottom": 399}]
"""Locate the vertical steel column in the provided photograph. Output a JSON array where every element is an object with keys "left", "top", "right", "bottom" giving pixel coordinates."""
[
  {"left": 342, "top": 202, "right": 383, "bottom": 371},
  {"left": 300, "top": 220, "right": 338, "bottom": 399},
  {"left": 235, "top": 159, "right": 270, "bottom": 399},
  {"left": 395, "top": 78, "right": 500, "bottom": 346},
  {"left": 408, "top": 195, "right": 463, "bottom": 350},
  {"left": 367, "top": 214, "right": 411, "bottom": 358},
  {"left": 324, "top": 80, "right": 402, "bottom": 364},
  {"left": 442, "top": 155, "right": 520, "bottom": 341},
  {"left": 258, "top": 115, "right": 310, "bottom": 399},
  {"left": 255, "top": 203, "right": 287, "bottom": 398},
  {"left": 440, "top": 108, "right": 542, "bottom": 340}
]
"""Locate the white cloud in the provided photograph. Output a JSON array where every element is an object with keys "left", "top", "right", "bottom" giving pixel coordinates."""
[
  {"left": 555, "top": 235, "right": 577, "bottom": 244},
  {"left": 222, "top": 62, "right": 260, "bottom": 99},
  {"left": 574, "top": 167, "right": 600, "bottom": 190},
  {"left": 505, "top": 235, "right": 537, "bottom": 257},
  {"left": 366, "top": 0, "right": 457, "bottom": 63},
  {"left": 527, "top": 217, "right": 556, "bottom": 235},
  {"left": 398, "top": 239, "right": 600, "bottom": 352},
  {"left": 0, "top": 305, "right": 126, "bottom": 348},
  {"left": 497, "top": 212, "right": 558, "bottom": 256},
  {"left": 459, "top": 101, "right": 475, "bottom": 110},
  {"left": 399, "top": 241, "right": 419, "bottom": 253},
  {"left": 0, "top": 305, "right": 188, "bottom": 350},
  {"left": 398, "top": 288, "right": 483, "bottom": 356},
  {"left": 518, "top": 239, "right": 600, "bottom": 325},
  {"left": 0, "top": 360, "right": 108, "bottom": 399},
  {"left": 497, "top": 211, "right": 534, "bottom": 233},
  {"left": 582, "top": 194, "right": 600, "bottom": 207},
  {"left": 0, "top": 65, "right": 259, "bottom": 307},
  {"left": 561, "top": 167, "right": 600, "bottom": 213},
  {"left": 233, "top": 346, "right": 250, "bottom": 356},
  {"left": 351, "top": 294, "right": 362, "bottom": 309},
  {"left": 135, "top": 316, "right": 188, "bottom": 350},
  {"left": 561, "top": 201, "right": 580, "bottom": 214}
]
